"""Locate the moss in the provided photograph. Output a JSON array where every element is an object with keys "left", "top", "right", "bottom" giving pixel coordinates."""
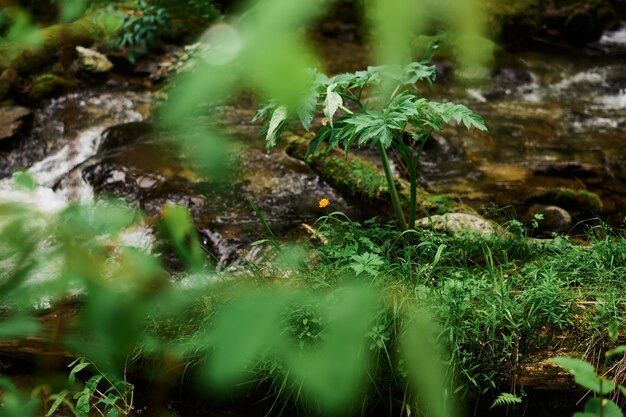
[
  {"left": 552, "top": 188, "right": 603, "bottom": 213},
  {"left": 28, "top": 73, "right": 74, "bottom": 101},
  {"left": 284, "top": 133, "right": 468, "bottom": 217},
  {"left": 318, "top": 154, "right": 388, "bottom": 200},
  {"left": 4, "top": 11, "right": 122, "bottom": 75},
  {"left": 418, "top": 193, "right": 460, "bottom": 215}
]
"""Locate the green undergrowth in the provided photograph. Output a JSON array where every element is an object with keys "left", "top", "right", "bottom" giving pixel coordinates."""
[
  {"left": 146, "top": 212, "right": 626, "bottom": 411},
  {"left": 2, "top": 195, "right": 626, "bottom": 416},
  {"left": 272, "top": 214, "right": 625, "bottom": 396}
]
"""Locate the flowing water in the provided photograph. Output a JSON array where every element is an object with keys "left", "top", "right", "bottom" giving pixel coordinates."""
[
  {"left": 0, "top": 90, "right": 354, "bottom": 268},
  {"left": 1, "top": 26, "right": 625, "bottom": 268},
  {"left": 422, "top": 44, "right": 626, "bottom": 223}
]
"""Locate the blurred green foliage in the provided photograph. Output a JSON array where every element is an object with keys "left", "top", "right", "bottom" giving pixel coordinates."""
[{"left": 0, "top": 0, "right": 498, "bottom": 416}]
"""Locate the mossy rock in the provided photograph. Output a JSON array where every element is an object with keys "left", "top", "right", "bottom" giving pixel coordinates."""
[
  {"left": 530, "top": 188, "right": 603, "bottom": 216},
  {"left": 2, "top": 12, "right": 122, "bottom": 77},
  {"left": 489, "top": 0, "right": 620, "bottom": 47},
  {"left": 27, "top": 73, "right": 75, "bottom": 102}
]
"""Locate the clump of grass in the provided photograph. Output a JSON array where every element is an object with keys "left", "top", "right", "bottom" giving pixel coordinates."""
[
  {"left": 293, "top": 212, "right": 626, "bottom": 399},
  {"left": 128, "top": 212, "right": 626, "bottom": 413}
]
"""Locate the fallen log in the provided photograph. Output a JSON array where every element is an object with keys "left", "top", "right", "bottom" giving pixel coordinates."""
[{"left": 283, "top": 133, "right": 471, "bottom": 218}]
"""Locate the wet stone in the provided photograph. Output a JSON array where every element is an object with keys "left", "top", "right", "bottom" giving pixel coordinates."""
[
  {"left": 0, "top": 106, "right": 33, "bottom": 143},
  {"left": 533, "top": 161, "right": 603, "bottom": 179},
  {"left": 483, "top": 66, "right": 534, "bottom": 100},
  {"left": 98, "top": 121, "right": 154, "bottom": 154}
]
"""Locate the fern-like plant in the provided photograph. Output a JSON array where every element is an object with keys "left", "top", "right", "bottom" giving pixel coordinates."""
[
  {"left": 254, "top": 48, "right": 487, "bottom": 231},
  {"left": 113, "top": 0, "right": 170, "bottom": 64},
  {"left": 490, "top": 392, "right": 523, "bottom": 409}
]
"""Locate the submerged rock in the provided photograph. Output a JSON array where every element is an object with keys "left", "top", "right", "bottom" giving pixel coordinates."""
[
  {"left": 483, "top": 66, "right": 534, "bottom": 100},
  {"left": 415, "top": 213, "right": 497, "bottom": 236},
  {"left": 0, "top": 106, "right": 33, "bottom": 143},
  {"left": 98, "top": 122, "right": 154, "bottom": 154}
]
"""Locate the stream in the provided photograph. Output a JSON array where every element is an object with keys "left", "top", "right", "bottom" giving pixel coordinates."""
[
  {"left": 423, "top": 30, "right": 626, "bottom": 225},
  {"left": 0, "top": 25, "right": 625, "bottom": 267}
]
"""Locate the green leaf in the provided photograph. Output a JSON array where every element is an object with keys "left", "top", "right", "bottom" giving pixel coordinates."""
[
  {"left": 324, "top": 84, "right": 342, "bottom": 127},
  {"left": 574, "top": 398, "right": 624, "bottom": 417},
  {"left": 0, "top": 377, "right": 17, "bottom": 392},
  {"left": 490, "top": 392, "right": 522, "bottom": 409},
  {"left": 47, "top": 391, "right": 69, "bottom": 416},
  {"left": 251, "top": 101, "right": 276, "bottom": 123},
  {"left": 266, "top": 106, "right": 288, "bottom": 149},
  {"left": 606, "top": 345, "right": 626, "bottom": 359},
  {"left": 205, "top": 292, "right": 286, "bottom": 386},
  {"left": 551, "top": 357, "right": 614, "bottom": 394},
  {"left": 76, "top": 393, "right": 91, "bottom": 417},
  {"left": 297, "top": 89, "right": 319, "bottom": 131},
  {"left": 85, "top": 374, "right": 103, "bottom": 394},
  {"left": 349, "top": 252, "right": 384, "bottom": 277},
  {"left": 106, "top": 408, "right": 121, "bottom": 417},
  {"left": 12, "top": 170, "right": 37, "bottom": 191},
  {"left": 96, "top": 394, "right": 120, "bottom": 407},
  {"left": 59, "top": 0, "right": 87, "bottom": 22},
  {"left": 69, "top": 362, "right": 91, "bottom": 383},
  {"left": 159, "top": 204, "right": 205, "bottom": 272},
  {"left": 306, "top": 128, "right": 330, "bottom": 157}
]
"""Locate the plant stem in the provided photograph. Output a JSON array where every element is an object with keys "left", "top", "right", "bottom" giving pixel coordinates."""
[
  {"left": 408, "top": 155, "right": 417, "bottom": 230},
  {"left": 378, "top": 142, "right": 407, "bottom": 231},
  {"left": 337, "top": 92, "right": 363, "bottom": 108},
  {"left": 408, "top": 135, "right": 428, "bottom": 229},
  {"left": 389, "top": 85, "right": 400, "bottom": 101},
  {"left": 338, "top": 104, "right": 354, "bottom": 115}
]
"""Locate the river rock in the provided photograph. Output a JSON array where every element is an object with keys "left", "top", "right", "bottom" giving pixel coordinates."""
[
  {"left": 527, "top": 188, "right": 603, "bottom": 217},
  {"left": 0, "top": 106, "right": 33, "bottom": 143},
  {"left": 526, "top": 205, "right": 573, "bottom": 234},
  {"left": 483, "top": 66, "right": 533, "bottom": 100},
  {"left": 0, "top": 68, "right": 19, "bottom": 101},
  {"left": 26, "top": 73, "right": 75, "bottom": 102},
  {"left": 533, "top": 161, "right": 602, "bottom": 179},
  {"left": 98, "top": 121, "right": 154, "bottom": 154},
  {"left": 76, "top": 46, "right": 114, "bottom": 73},
  {"left": 81, "top": 123, "right": 356, "bottom": 268},
  {"left": 499, "top": 1, "right": 620, "bottom": 48},
  {"left": 415, "top": 213, "right": 497, "bottom": 236},
  {"left": 605, "top": 156, "right": 626, "bottom": 182}
]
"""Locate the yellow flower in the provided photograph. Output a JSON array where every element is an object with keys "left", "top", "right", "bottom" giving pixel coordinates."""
[{"left": 319, "top": 198, "right": 330, "bottom": 208}]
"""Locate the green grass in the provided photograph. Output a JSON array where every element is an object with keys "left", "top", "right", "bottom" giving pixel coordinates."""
[
  {"left": 3, "top": 200, "right": 626, "bottom": 416},
  {"left": 276, "top": 213, "right": 626, "bottom": 400},
  {"left": 137, "top": 211, "right": 626, "bottom": 414}
]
